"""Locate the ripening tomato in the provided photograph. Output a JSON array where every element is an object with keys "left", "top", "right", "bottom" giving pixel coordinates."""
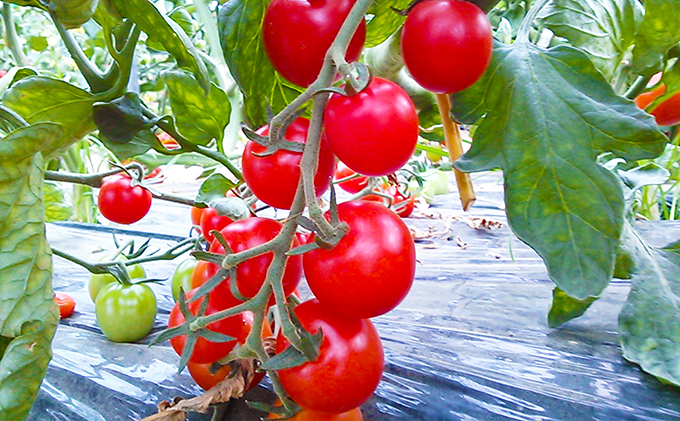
[
  {"left": 199, "top": 207, "right": 234, "bottom": 243},
  {"left": 191, "top": 206, "right": 205, "bottom": 231},
  {"left": 635, "top": 83, "right": 680, "bottom": 127},
  {"left": 334, "top": 161, "right": 369, "bottom": 194},
  {"left": 262, "top": 0, "right": 366, "bottom": 87},
  {"left": 325, "top": 77, "right": 418, "bottom": 177},
  {"left": 55, "top": 292, "right": 76, "bottom": 319},
  {"left": 276, "top": 299, "right": 384, "bottom": 413},
  {"left": 98, "top": 174, "right": 152, "bottom": 224},
  {"left": 168, "top": 288, "right": 251, "bottom": 364},
  {"left": 172, "top": 257, "right": 197, "bottom": 302},
  {"left": 209, "top": 217, "right": 303, "bottom": 301},
  {"left": 267, "top": 399, "right": 364, "bottom": 420},
  {"left": 303, "top": 200, "right": 416, "bottom": 319},
  {"left": 401, "top": 0, "right": 493, "bottom": 94},
  {"left": 242, "top": 117, "right": 336, "bottom": 210}
]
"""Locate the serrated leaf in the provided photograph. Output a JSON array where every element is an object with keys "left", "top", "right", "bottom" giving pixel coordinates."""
[
  {"left": 537, "top": 0, "right": 643, "bottom": 80},
  {"left": 631, "top": 0, "right": 680, "bottom": 75},
  {"left": 0, "top": 124, "right": 60, "bottom": 421},
  {"left": 2, "top": 76, "right": 96, "bottom": 160},
  {"left": 547, "top": 287, "right": 599, "bottom": 327},
  {"left": 365, "top": 0, "right": 408, "bottom": 48},
  {"left": 162, "top": 70, "right": 230, "bottom": 146},
  {"left": 196, "top": 173, "right": 238, "bottom": 204},
  {"left": 450, "top": 40, "right": 668, "bottom": 300},
  {"left": 218, "top": 0, "right": 304, "bottom": 128},
  {"left": 111, "top": 0, "right": 210, "bottom": 93},
  {"left": 43, "top": 181, "right": 73, "bottom": 222},
  {"left": 618, "top": 225, "right": 680, "bottom": 386},
  {"left": 259, "top": 342, "right": 310, "bottom": 371}
]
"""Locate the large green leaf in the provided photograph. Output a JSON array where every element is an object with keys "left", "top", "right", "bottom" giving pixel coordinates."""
[
  {"left": 111, "top": 0, "right": 210, "bottom": 93},
  {"left": 536, "top": 0, "right": 643, "bottom": 80},
  {"left": 218, "top": 0, "right": 304, "bottom": 128},
  {"left": 365, "top": 0, "right": 409, "bottom": 48},
  {"left": 2, "top": 76, "right": 97, "bottom": 160},
  {"left": 44, "top": 181, "right": 73, "bottom": 222},
  {"left": 631, "top": 0, "right": 680, "bottom": 75},
  {"left": 162, "top": 70, "right": 231, "bottom": 146},
  {"left": 618, "top": 225, "right": 680, "bottom": 386},
  {"left": 450, "top": 40, "right": 668, "bottom": 300},
  {"left": 0, "top": 124, "right": 61, "bottom": 421}
]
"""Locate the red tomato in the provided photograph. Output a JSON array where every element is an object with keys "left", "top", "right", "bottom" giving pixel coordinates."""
[
  {"left": 190, "top": 260, "right": 240, "bottom": 309},
  {"left": 401, "top": 0, "right": 493, "bottom": 94},
  {"left": 276, "top": 299, "right": 384, "bottom": 413},
  {"left": 98, "top": 174, "right": 152, "bottom": 224},
  {"left": 54, "top": 292, "right": 76, "bottom": 319},
  {"left": 334, "top": 161, "right": 369, "bottom": 194},
  {"left": 209, "top": 217, "right": 302, "bottom": 301},
  {"left": 262, "top": 0, "right": 366, "bottom": 87},
  {"left": 635, "top": 84, "right": 680, "bottom": 127},
  {"left": 324, "top": 77, "right": 418, "bottom": 176},
  {"left": 268, "top": 399, "right": 363, "bottom": 420},
  {"left": 199, "top": 207, "right": 234, "bottom": 243},
  {"left": 303, "top": 201, "right": 415, "bottom": 318},
  {"left": 168, "top": 288, "right": 249, "bottom": 364},
  {"left": 188, "top": 312, "right": 273, "bottom": 390},
  {"left": 242, "top": 117, "right": 336, "bottom": 210},
  {"left": 191, "top": 206, "right": 205, "bottom": 230}
]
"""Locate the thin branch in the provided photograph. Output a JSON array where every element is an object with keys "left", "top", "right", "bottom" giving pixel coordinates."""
[{"left": 2, "top": 3, "right": 29, "bottom": 66}]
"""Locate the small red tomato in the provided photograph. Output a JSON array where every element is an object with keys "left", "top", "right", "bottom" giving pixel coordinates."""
[
  {"left": 325, "top": 77, "right": 418, "bottom": 177},
  {"left": 334, "top": 161, "right": 369, "bottom": 194},
  {"left": 98, "top": 174, "right": 152, "bottom": 224},
  {"left": 191, "top": 206, "right": 205, "bottom": 230},
  {"left": 55, "top": 292, "right": 76, "bottom": 319},
  {"left": 199, "top": 207, "right": 234, "bottom": 243}
]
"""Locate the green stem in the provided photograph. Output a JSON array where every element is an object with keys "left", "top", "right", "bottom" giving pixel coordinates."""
[
  {"left": 625, "top": 75, "right": 653, "bottom": 99},
  {"left": 517, "top": 0, "right": 551, "bottom": 43},
  {"left": 51, "top": 247, "right": 132, "bottom": 284},
  {"left": 1, "top": 3, "right": 29, "bottom": 66},
  {"left": 125, "top": 239, "right": 196, "bottom": 266}
]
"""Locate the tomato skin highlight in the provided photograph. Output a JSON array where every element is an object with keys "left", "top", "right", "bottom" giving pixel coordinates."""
[
  {"left": 401, "top": 0, "right": 493, "bottom": 94},
  {"left": 242, "top": 117, "right": 336, "bottom": 210},
  {"left": 325, "top": 77, "right": 418, "bottom": 177},
  {"left": 98, "top": 174, "right": 152, "bottom": 224},
  {"left": 276, "top": 299, "right": 384, "bottom": 414},
  {"left": 95, "top": 282, "right": 157, "bottom": 343},
  {"left": 55, "top": 292, "right": 76, "bottom": 319},
  {"left": 303, "top": 201, "right": 416, "bottom": 319},
  {"left": 262, "top": 0, "right": 366, "bottom": 87}
]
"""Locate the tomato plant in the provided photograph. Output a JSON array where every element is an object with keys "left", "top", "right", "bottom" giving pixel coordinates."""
[
  {"left": 199, "top": 207, "right": 234, "bottom": 243},
  {"left": 303, "top": 200, "right": 416, "bottom": 318},
  {"left": 168, "top": 288, "right": 250, "bottom": 364},
  {"left": 324, "top": 77, "right": 418, "bottom": 176},
  {"left": 262, "top": 0, "right": 366, "bottom": 87},
  {"left": 172, "top": 257, "right": 197, "bottom": 302},
  {"left": 88, "top": 254, "right": 146, "bottom": 302},
  {"left": 242, "top": 117, "right": 336, "bottom": 210},
  {"left": 97, "top": 174, "right": 153, "bottom": 225},
  {"left": 401, "top": 0, "right": 493, "bottom": 94},
  {"left": 54, "top": 292, "right": 75, "bottom": 319},
  {"left": 277, "top": 299, "right": 383, "bottom": 413},
  {"left": 95, "top": 282, "right": 157, "bottom": 343},
  {"left": 334, "top": 161, "right": 369, "bottom": 194}
]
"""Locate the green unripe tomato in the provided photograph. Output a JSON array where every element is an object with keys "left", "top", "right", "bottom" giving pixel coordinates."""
[
  {"left": 171, "top": 257, "right": 197, "bottom": 302},
  {"left": 95, "top": 282, "right": 157, "bottom": 343},
  {"left": 423, "top": 169, "right": 450, "bottom": 195},
  {"left": 89, "top": 254, "right": 146, "bottom": 302}
]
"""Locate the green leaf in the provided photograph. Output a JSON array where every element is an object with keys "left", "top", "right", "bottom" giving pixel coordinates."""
[
  {"left": 218, "top": 0, "right": 304, "bottom": 128},
  {"left": 0, "top": 124, "right": 60, "bottom": 421},
  {"left": 43, "top": 181, "right": 73, "bottom": 222},
  {"left": 618, "top": 225, "right": 680, "bottom": 386},
  {"left": 196, "top": 173, "right": 238, "bottom": 205},
  {"left": 631, "top": 0, "right": 680, "bottom": 75},
  {"left": 2, "top": 76, "right": 97, "bottom": 160},
  {"left": 2, "top": 0, "right": 47, "bottom": 11},
  {"left": 536, "top": 0, "right": 643, "bottom": 80},
  {"left": 450, "top": 40, "right": 668, "bottom": 300},
  {"left": 547, "top": 287, "right": 598, "bottom": 328},
  {"left": 111, "top": 0, "right": 210, "bottom": 93},
  {"left": 365, "top": 0, "right": 408, "bottom": 48},
  {"left": 98, "top": 129, "right": 155, "bottom": 161},
  {"left": 50, "top": 0, "right": 99, "bottom": 29},
  {"left": 93, "top": 92, "right": 157, "bottom": 144},
  {"left": 162, "top": 70, "right": 231, "bottom": 146}
]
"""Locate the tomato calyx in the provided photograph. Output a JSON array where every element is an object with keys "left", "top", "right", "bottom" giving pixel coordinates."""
[{"left": 242, "top": 109, "right": 308, "bottom": 155}]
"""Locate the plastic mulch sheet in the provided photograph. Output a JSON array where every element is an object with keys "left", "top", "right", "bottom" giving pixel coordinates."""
[{"left": 31, "top": 173, "right": 680, "bottom": 420}]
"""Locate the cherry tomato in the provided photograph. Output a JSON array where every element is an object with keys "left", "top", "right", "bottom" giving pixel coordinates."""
[
  {"left": 172, "top": 257, "right": 197, "bottom": 302},
  {"left": 98, "top": 174, "right": 152, "bottom": 224},
  {"left": 276, "top": 299, "right": 384, "bottom": 413},
  {"left": 303, "top": 200, "right": 416, "bottom": 319},
  {"left": 199, "top": 207, "right": 234, "bottom": 243},
  {"left": 89, "top": 254, "right": 146, "bottom": 302},
  {"left": 401, "top": 0, "right": 493, "bottom": 94},
  {"left": 187, "top": 312, "right": 272, "bottom": 390},
  {"left": 209, "top": 217, "right": 302, "bottom": 301},
  {"left": 262, "top": 0, "right": 366, "bottom": 87},
  {"left": 55, "top": 292, "right": 76, "bottom": 319},
  {"left": 95, "top": 282, "right": 157, "bottom": 343},
  {"left": 168, "top": 288, "right": 250, "bottom": 364},
  {"left": 242, "top": 117, "right": 336, "bottom": 210},
  {"left": 267, "top": 399, "right": 364, "bottom": 420},
  {"left": 325, "top": 77, "right": 418, "bottom": 177},
  {"left": 334, "top": 161, "right": 369, "bottom": 194},
  {"left": 191, "top": 206, "right": 205, "bottom": 232},
  {"left": 635, "top": 83, "right": 680, "bottom": 127}
]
